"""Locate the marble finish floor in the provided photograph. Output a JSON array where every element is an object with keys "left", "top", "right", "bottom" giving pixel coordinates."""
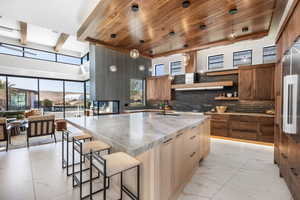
[{"left": 0, "top": 138, "right": 292, "bottom": 200}]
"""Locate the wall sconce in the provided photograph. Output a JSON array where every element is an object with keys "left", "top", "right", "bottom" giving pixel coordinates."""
[
  {"left": 109, "top": 65, "right": 117, "bottom": 72},
  {"left": 138, "top": 65, "right": 145, "bottom": 71}
]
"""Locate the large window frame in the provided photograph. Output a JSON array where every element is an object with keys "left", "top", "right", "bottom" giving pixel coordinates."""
[
  {"left": 263, "top": 46, "right": 277, "bottom": 64},
  {"left": 233, "top": 50, "right": 252, "bottom": 67},
  {"left": 0, "top": 73, "right": 87, "bottom": 118},
  {"left": 154, "top": 64, "right": 165, "bottom": 76},
  {"left": 0, "top": 42, "right": 88, "bottom": 66},
  {"left": 208, "top": 54, "right": 224, "bottom": 70},
  {"left": 170, "top": 61, "right": 183, "bottom": 76}
]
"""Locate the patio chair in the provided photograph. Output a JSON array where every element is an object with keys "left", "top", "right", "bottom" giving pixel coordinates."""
[
  {"left": 0, "top": 117, "right": 9, "bottom": 151},
  {"left": 26, "top": 115, "right": 56, "bottom": 147}
]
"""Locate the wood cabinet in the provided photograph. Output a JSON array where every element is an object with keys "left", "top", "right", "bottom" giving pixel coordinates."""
[
  {"left": 173, "top": 131, "right": 185, "bottom": 191},
  {"left": 146, "top": 75, "right": 171, "bottom": 101},
  {"left": 239, "top": 63, "right": 275, "bottom": 100},
  {"left": 209, "top": 113, "right": 274, "bottom": 143}
]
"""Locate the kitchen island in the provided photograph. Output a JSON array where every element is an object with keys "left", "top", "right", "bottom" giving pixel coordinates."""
[{"left": 67, "top": 112, "right": 211, "bottom": 200}]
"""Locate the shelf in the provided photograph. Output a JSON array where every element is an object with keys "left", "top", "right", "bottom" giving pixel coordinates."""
[
  {"left": 206, "top": 69, "right": 239, "bottom": 76},
  {"left": 171, "top": 81, "right": 234, "bottom": 91},
  {"left": 214, "top": 97, "right": 239, "bottom": 101}
]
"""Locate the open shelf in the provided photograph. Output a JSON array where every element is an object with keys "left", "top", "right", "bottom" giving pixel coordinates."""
[{"left": 171, "top": 81, "right": 234, "bottom": 91}]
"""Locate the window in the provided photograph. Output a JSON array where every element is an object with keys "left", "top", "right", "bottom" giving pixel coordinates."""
[
  {"left": 155, "top": 64, "right": 165, "bottom": 76},
  {"left": 129, "top": 79, "right": 144, "bottom": 107},
  {"left": 65, "top": 81, "right": 85, "bottom": 117},
  {"left": 57, "top": 54, "right": 81, "bottom": 65},
  {"left": 0, "top": 44, "right": 23, "bottom": 56},
  {"left": 82, "top": 53, "right": 89, "bottom": 64},
  {"left": 39, "top": 79, "right": 64, "bottom": 118},
  {"left": 85, "top": 80, "right": 91, "bottom": 109},
  {"left": 263, "top": 46, "right": 276, "bottom": 64},
  {"left": 170, "top": 61, "right": 182, "bottom": 75},
  {"left": 208, "top": 54, "right": 224, "bottom": 70},
  {"left": 7, "top": 77, "right": 38, "bottom": 110},
  {"left": 233, "top": 50, "right": 252, "bottom": 67},
  {"left": 0, "top": 76, "right": 6, "bottom": 111},
  {"left": 24, "top": 48, "right": 56, "bottom": 61}
]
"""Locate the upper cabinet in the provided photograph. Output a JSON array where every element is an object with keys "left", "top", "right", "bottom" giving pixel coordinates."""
[
  {"left": 146, "top": 75, "right": 171, "bottom": 101},
  {"left": 239, "top": 63, "right": 275, "bottom": 101}
]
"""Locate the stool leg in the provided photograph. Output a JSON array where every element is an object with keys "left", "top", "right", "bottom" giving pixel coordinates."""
[
  {"left": 103, "top": 174, "right": 107, "bottom": 200},
  {"left": 79, "top": 151, "right": 83, "bottom": 198},
  {"left": 67, "top": 134, "right": 70, "bottom": 175},
  {"left": 137, "top": 166, "right": 140, "bottom": 200},
  {"left": 72, "top": 140, "right": 75, "bottom": 187},
  {"left": 89, "top": 154, "right": 93, "bottom": 200},
  {"left": 62, "top": 131, "right": 64, "bottom": 169},
  {"left": 120, "top": 172, "right": 123, "bottom": 200}
]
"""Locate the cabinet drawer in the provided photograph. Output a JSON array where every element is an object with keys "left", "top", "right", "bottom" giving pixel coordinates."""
[
  {"left": 211, "top": 114, "right": 229, "bottom": 120},
  {"left": 289, "top": 168, "right": 300, "bottom": 200},
  {"left": 211, "top": 120, "right": 227, "bottom": 129},
  {"left": 230, "top": 115, "right": 257, "bottom": 122},
  {"left": 230, "top": 121, "right": 257, "bottom": 132},
  {"left": 212, "top": 128, "right": 228, "bottom": 137},
  {"left": 229, "top": 130, "right": 257, "bottom": 140},
  {"left": 184, "top": 133, "right": 200, "bottom": 158},
  {"left": 185, "top": 149, "right": 199, "bottom": 175},
  {"left": 280, "top": 153, "right": 289, "bottom": 184}
]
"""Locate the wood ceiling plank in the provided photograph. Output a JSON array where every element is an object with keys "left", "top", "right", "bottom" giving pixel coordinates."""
[
  {"left": 19, "top": 21, "right": 27, "bottom": 45},
  {"left": 77, "top": 0, "right": 276, "bottom": 56},
  {"left": 54, "top": 33, "right": 69, "bottom": 52}
]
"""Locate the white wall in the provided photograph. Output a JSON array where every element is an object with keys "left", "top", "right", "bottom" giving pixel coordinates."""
[
  {"left": 151, "top": 53, "right": 184, "bottom": 76},
  {"left": 197, "top": 36, "right": 275, "bottom": 72},
  {"left": 151, "top": 36, "right": 275, "bottom": 74}
]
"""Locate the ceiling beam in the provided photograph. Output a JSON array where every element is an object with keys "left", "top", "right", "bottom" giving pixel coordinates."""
[
  {"left": 19, "top": 21, "right": 27, "bottom": 45},
  {"left": 54, "top": 33, "right": 69, "bottom": 52},
  {"left": 152, "top": 31, "right": 269, "bottom": 58}
]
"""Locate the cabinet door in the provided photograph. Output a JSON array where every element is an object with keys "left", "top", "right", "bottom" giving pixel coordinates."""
[
  {"left": 211, "top": 120, "right": 228, "bottom": 137},
  {"left": 173, "top": 131, "right": 185, "bottom": 191},
  {"left": 146, "top": 78, "right": 156, "bottom": 101},
  {"left": 159, "top": 137, "right": 174, "bottom": 200},
  {"left": 239, "top": 69, "right": 254, "bottom": 100},
  {"left": 254, "top": 67, "right": 275, "bottom": 100},
  {"left": 204, "top": 119, "right": 211, "bottom": 157}
]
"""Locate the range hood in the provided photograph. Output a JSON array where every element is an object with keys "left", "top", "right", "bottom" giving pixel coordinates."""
[{"left": 171, "top": 81, "right": 234, "bottom": 91}]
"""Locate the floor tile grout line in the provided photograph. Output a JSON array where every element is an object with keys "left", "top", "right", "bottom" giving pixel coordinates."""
[{"left": 28, "top": 149, "right": 38, "bottom": 200}]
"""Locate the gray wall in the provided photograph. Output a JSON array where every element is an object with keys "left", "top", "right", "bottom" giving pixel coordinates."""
[{"left": 90, "top": 45, "right": 151, "bottom": 111}]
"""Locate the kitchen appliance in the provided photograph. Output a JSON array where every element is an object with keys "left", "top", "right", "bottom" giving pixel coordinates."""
[{"left": 282, "top": 38, "right": 300, "bottom": 134}]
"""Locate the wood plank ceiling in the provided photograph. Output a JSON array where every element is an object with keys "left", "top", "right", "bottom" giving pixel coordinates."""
[{"left": 77, "top": 0, "right": 277, "bottom": 58}]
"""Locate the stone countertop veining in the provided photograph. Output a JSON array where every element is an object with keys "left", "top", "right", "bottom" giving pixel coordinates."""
[{"left": 66, "top": 112, "right": 209, "bottom": 156}]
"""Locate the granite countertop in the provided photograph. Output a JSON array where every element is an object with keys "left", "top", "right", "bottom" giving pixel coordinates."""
[
  {"left": 123, "top": 109, "right": 164, "bottom": 113},
  {"left": 205, "top": 111, "right": 275, "bottom": 118},
  {"left": 66, "top": 112, "right": 208, "bottom": 156}
]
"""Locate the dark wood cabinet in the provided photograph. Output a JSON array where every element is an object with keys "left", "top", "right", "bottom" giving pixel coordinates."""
[
  {"left": 239, "top": 63, "right": 275, "bottom": 100},
  {"left": 208, "top": 113, "right": 274, "bottom": 143},
  {"left": 146, "top": 75, "right": 171, "bottom": 101}
]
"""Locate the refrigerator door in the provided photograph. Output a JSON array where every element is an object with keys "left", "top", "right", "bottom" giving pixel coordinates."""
[{"left": 283, "top": 75, "right": 299, "bottom": 134}]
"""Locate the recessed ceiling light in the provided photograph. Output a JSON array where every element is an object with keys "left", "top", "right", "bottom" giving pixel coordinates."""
[
  {"left": 229, "top": 8, "right": 238, "bottom": 15},
  {"left": 199, "top": 24, "right": 207, "bottom": 30},
  {"left": 131, "top": 4, "right": 139, "bottom": 12},
  {"left": 184, "top": 44, "right": 189, "bottom": 48},
  {"left": 182, "top": 0, "right": 191, "bottom": 8},
  {"left": 111, "top": 33, "right": 117, "bottom": 38},
  {"left": 169, "top": 31, "right": 176, "bottom": 36},
  {"left": 242, "top": 26, "right": 249, "bottom": 32},
  {"left": 140, "top": 40, "right": 145, "bottom": 44},
  {"left": 149, "top": 50, "right": 153, "bottom": 54}
]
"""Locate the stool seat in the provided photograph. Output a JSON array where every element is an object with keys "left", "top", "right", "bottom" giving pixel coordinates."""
[
  {"left": 68, "top": 133, "right": 92, "bottom": 142},
  {"left": 76, "top": 140, "right": 110, "bottom": 154},
  {"left": 102, "top": 152, "right": 141, "bottom": 177}
]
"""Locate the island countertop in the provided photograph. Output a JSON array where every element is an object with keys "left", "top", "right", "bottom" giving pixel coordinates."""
[{"left": 66, "top": 112, "right": 209, "bottom": 156}]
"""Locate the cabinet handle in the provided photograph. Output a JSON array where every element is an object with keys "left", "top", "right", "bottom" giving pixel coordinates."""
[
  {"left": 163, "top": 138, "right": 173, "bottom": 144},
  {"left": 281, "top": 153, "right": 288, "bottom": 159},
  {"left": 176, "top": 133, "right": 183, "bottom": 137},
  {"left": 291, "top": 168, "right": 299, "bottom": 177},
  {"left": 190, "top": 135, "right": 196, "bottom": 140},
  {"left": 190, "top": 152, "right": 196, "bottom": 158}
]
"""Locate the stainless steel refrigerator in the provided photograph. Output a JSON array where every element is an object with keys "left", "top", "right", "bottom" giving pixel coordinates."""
[{"left": 283, "top": 38, "right": 300, "bottom": 135}]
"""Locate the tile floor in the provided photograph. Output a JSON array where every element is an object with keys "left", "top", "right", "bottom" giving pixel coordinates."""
[{"left": 0, "top": 138, "right": 292, "bottom": 200}]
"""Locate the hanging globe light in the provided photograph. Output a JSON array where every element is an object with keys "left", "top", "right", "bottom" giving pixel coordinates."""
[
  {"left": 130, "top": 49, "right": 140, "bottom": 59},
  {"left": 109, "top": 65, "right": 117, "bottom": 72}
]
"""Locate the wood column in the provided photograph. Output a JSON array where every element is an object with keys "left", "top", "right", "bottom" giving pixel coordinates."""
[{"left": 185, "top": 51, "right": 197, "bottom": 73}]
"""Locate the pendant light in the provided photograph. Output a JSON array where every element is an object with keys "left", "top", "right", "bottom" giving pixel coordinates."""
[
  {"left": 129, "top": 3, "right": 141, "bottom": 59},
  {"left": 109, "top": 65, "right": 117, "bottom": 72},
  {"left": 138, "top": 65, "right": 145, "bottom": 71}
]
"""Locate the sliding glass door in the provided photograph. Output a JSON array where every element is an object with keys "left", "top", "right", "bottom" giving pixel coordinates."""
[
  {"left": 0, "top": 76, "right": 6, "bottom": 111},
  {"left": 64, "top": 81, "right": 84, "bottom": 117},
  {"left": 39, "top": 79, "right": 64, "bottom": 118}
]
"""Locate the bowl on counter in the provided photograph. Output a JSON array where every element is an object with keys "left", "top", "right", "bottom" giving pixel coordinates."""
[{"left": 216, "top": 106, "right": 227, "bottom": 113}]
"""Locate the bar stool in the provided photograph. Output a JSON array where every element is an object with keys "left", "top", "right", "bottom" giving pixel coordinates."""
[
  {"left": 62, "top": 130, "right": 93, "bottom": 176},
  {"left": 72, "top": 137, "right": 111, "bottom": 199},
  {"left": 89, "top": 152, "right": 141, "bottom": 200}
]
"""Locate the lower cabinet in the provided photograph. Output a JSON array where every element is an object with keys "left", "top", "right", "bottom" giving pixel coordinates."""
[{"left": 159, "top": 119, "right": 211, "bottom": 200}]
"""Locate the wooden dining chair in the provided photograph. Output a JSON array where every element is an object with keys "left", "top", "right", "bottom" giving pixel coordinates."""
[
  {"left": 0, "top": 117, "right": 9, "bottom": 151},
  {"left": 26, "top": 115, "right": 56, "bottom": 147}
]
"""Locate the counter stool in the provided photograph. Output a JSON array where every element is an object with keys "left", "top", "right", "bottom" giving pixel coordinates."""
[
  {"left": 61, "top": 130, "right": 93, "bottom": 176},
  {"left": 72, "top": 138, "right": 111, "bottom": 199},
  {"left": 89, "top": 152, "right": 141, "bottom": 200}
]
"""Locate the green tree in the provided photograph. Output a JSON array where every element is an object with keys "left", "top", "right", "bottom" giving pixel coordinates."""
[{"left": 42, "top": 99, "right": 53, "bottom": 107}]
